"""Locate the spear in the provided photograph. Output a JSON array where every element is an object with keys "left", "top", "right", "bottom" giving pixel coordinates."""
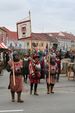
[
  {"left": 12, "top": 61, "right": 15, "bottom": 86},
  {"left": 47, "top": 48, "right": 50, "bottom": 84},
  {"left": 48, "top": 44, "right": 50, "bottom": 84}
]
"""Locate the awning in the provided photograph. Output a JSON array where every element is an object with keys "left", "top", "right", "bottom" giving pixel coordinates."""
[
  {"left": 0, "top": 42, "right": 8, "bottom": 49},
  {"left": 0, "top": 42, "right": 9, "bottom": 52}
]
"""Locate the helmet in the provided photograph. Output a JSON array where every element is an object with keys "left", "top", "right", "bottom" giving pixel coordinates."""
[
  {"left": 13, "top": 51, "right": 18, "bottom": 55},
  {"left": 13, "top": 51, "right": 19, "bottom": 61}
]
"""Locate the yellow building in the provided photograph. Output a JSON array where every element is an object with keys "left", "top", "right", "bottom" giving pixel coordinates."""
[{"left": 20, "top": 33, "right": 57, "bottom": 51}]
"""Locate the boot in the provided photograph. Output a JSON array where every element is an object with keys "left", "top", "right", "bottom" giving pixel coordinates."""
[
  {"left": 51, "top": 85, "right": 54, "bottom": 94},
  {"left": 30, "top": 89, "right": 32, "bottom": 95},
  {"left": 34, "top": 92, "right": 39, "bottom": 96},
  {"left": 47, "top": 83, "right": 50, "bottom": 94},
  {"left": 17, "top": 92, "right": 24, "bottom": 103},
  {"left": 34, "top": 84, "right": 39, "bottom": 96},
  {"left": 11, "top": 91, "right": 15, "bottom": 102},
  {"left": 30, "top": 84, "right": 33, "bottom": 95}
]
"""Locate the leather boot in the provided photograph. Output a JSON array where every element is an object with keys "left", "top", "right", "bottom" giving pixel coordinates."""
[
  {"left": 30, "top": 83, "right": 33, "bottom": 95},
  {"left": 51, "top": 85, "right": 54, "bottom": 93},
  {"left": 47, "top": 83, "right": 50, "bottom": 94},
  {"left": 34, "top": 84, "right": 39, "bottom": 96},
  {"left": 17, "top": 92, "right": 24, "bottom": 103},
  {"left": 11, "top": 91, "right": 15, "bottom": 102}
]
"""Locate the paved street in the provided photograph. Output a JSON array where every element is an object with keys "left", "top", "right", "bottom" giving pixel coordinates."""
[{"left": 0, "top": 70, "right": 75, "bottom": 113}]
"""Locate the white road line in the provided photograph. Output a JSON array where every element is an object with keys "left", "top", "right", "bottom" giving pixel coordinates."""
[{"left": 0, "top": 109, "right": 24, "bottom": 112}]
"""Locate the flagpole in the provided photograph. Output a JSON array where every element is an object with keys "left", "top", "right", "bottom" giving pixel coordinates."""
[
  {"left": 29, "top": 11, "right": 32, "bottom": 52},
  {"left": 47, "top": 43, "right": 50, "bottom": 84}
]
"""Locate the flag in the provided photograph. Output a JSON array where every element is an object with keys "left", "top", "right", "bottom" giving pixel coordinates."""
[{"left": 16, "top": 13, "right": 31, "bottom": 39}]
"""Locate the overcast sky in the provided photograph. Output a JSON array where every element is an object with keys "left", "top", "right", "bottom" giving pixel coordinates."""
[{"left": 0, "top": 0, "right": 75, "bottom": 34}]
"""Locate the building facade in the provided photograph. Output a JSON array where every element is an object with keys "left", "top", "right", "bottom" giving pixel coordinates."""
[{"left": 0, "top": 28, "right": 7, "bottom": 44}]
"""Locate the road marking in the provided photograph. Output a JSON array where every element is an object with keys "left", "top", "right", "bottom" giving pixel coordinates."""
[{"left": 0, "top": 109, "right": 24, "bottom": 112}]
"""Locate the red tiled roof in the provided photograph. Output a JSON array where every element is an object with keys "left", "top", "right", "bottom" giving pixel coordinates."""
[
  {"left": 1, "top": 27, "right": 17, "bottom": 41},
  {"left": 0, "top": 27, "right": 7, "bottom": 33},
  {"left": 32, "top": 33, "right": 50, "bottom": 41},
  {"left": 48, "top": 32, "right": 75, "bottom": 41},
  {"left": 48, "top": 32, "right": 59, "bottom": 37},
  {"left": 21, "top": 33, "right": 58, "bottom": 42},
  {"left": 61, "top": 32, "right": 75, "bottom": 41},
  {"left": 9, "top": 31, "right": 17, "bottom": 40}
]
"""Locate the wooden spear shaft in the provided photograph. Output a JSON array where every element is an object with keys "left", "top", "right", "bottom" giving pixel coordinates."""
[
  {"left": 46, "top": 44, "right": 51, "bottom": 84},
  {"left": 48, "top": 50, "right": 50, "bottom": 84},
  {"left": 12, "top": 62, "right": 15, "bottom": 86}
]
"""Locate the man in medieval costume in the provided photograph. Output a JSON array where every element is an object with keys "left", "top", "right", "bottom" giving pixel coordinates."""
[
  {"left": 29, "top": 54, "right": 41, "bottom": 95},
  {"left": 23, "top": 53, "right": 29, "bottom": 83},
  {"left": 7, "top": 51, "right": 24, "bottom": 103}
]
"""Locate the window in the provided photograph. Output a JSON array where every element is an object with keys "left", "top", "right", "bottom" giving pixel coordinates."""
[
  {"left": 41, "top": 43, "right": 43, "bottom": 47},
  {"left": 27, "top": 42, "right": 29, "bottom": 46},
  {"left": 32, "top": 42, "right": 37, "bottom": 47}
]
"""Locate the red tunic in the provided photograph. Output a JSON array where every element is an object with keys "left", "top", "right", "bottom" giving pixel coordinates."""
[
  {"left": 8, "top": 60, "right": 23, "bottom": 92},
  {"left": 29, "top": 60, "right": 41, "bottom": 84}
]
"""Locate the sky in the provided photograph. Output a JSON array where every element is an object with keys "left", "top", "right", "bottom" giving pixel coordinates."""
[{"left": 0, "top": 0, "right": 75, "bottom": 34}]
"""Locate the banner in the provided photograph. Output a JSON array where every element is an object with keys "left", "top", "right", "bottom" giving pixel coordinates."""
[{"left": 17, "top": 18, "right": 31, "bottom": 39}]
